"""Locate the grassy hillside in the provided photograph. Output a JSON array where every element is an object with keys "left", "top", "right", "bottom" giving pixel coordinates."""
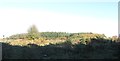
[
  {"left": 1, "top": 33, "right": 120, "bottom": 59},
  {"left": 2, "top": 38, "right": 120, "bottom": 59},
  {"left": 1, "top": 25, "right": 119, "bottom": 59}
]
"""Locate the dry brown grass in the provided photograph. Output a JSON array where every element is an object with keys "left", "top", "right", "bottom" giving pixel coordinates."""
[{"left": 7, "top": 38, "right": 66, "bottom": 46}]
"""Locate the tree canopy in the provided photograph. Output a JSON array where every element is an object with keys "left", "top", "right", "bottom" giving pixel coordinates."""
[{"left": 27, "top": 25, "right": 39, "bottom": 40}]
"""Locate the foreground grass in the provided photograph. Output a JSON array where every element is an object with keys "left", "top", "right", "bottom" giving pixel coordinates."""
[
  {"left": 2, "top": 38, "right": 120, "bottom": 59},
  {"left": 1, "top": 38, "right": 66, "bottom": 46}
]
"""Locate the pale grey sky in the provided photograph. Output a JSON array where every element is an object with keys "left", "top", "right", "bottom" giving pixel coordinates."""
[{"left": 0, "top": 0, "right": 118, "bottom": 38}]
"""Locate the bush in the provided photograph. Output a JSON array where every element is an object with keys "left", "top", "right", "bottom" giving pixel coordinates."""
[{"left": 27, "top": 25, "right": 40, "bottom": 40}]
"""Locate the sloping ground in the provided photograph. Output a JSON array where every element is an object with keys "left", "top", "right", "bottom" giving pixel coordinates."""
[
  {"left": 1, "top": 39, "right": 66, "bottom": 46},
  {"left": 2, "top": 39, "right": 120, "bottom": 59}
]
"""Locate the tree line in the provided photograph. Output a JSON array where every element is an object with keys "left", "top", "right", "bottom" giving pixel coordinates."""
[{"left": 6, "top": 25, "right": 119, "bottom": 44}]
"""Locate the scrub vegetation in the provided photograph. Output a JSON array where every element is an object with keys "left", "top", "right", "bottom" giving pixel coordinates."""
[{"left": 1, "top": 25, "right": 120, "bottom": 59}]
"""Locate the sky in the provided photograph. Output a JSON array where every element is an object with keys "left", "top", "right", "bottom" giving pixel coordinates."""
[{"left": 0, "top": 0, "right": 119, "bottom": 38}]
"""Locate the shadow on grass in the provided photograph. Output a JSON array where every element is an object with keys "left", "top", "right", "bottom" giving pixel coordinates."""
[{"left": 2, "top": 38, "right": 120, "bottom": 59}]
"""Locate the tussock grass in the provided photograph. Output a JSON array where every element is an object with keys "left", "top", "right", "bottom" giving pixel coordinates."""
[{"left": 6, "top": 38, "right": 66, "bottom": 46}]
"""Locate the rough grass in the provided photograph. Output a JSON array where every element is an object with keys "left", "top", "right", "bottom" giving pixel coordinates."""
[{"left": 3, "top": 38, "right": 66, "bottom": 46}]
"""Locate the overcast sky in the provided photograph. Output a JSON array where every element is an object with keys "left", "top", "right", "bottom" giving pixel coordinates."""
[{"left": 0, "top": 0, "right": 119, "bottom": 38}]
